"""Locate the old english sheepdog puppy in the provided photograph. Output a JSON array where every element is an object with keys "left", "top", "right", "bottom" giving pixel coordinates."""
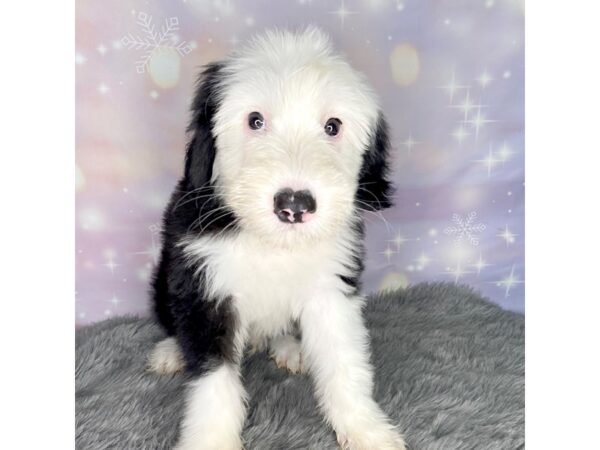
[{"left": 148, "top": 27, "right": 406, "bottom": 450}]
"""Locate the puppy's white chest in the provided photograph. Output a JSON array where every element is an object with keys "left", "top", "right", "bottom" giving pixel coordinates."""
[{"left": 183, "top": 232, "right": 346, "bottom": 333}]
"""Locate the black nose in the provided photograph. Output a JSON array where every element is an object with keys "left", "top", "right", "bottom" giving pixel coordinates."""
[{"left": 273, "top": 188, "right": 317, "bottom": 223}]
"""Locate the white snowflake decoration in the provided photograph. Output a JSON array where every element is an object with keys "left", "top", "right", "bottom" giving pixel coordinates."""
[
  {"left": 121, "top": 12, "right": 193, "bottom": 74},
  {"left": 444, "top": 211, "right": 486, "bottom": 246}
]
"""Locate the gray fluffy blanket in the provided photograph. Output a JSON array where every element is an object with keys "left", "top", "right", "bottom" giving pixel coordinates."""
[{"left": 76, "top": 283, "right": 524, "bottom": 450}]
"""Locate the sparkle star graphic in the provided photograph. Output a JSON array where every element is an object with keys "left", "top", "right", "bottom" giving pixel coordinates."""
[
  {"left": 416, "top": 253, "right": 431, "bottom": 270},
  {"left": 474, "top": 146, "right": 500, "bottom": 178},
  {"left": 495, "top": 264, "right": 523, "bottom": 297},
  {"left": 454, "top": 89, "right": 475, "bottom": 122},
  {"left": 467, "top": 105, "right": 494, "bottom": 139},
  {"left": 103, "top": 257, "right": 121, "bottom": 275},
  {"left": 497, "top": 143, "right": 514, "bottom": 162},
  {"left": 472, "top": 253, "right": 491, "bottom": 275},
  {"left": 498, "top": 225, "right": 517, "bottom": 245},
  {"left": 329, "top": 0, "right": 356, "bottom": 29},
  {"left": 382, "top": 246, "right": 396, "bottom": 262},
  {"left": 97, "top": 83, "right": 110, "bottom": 95},
  {"left": 445, "top": 262, "right": 472, "bottom": 284},
  {"left": 402, "top": 134, "right": 420, "bottom": 154},
  {"left": 134, "top": 241, "right": 160, "bottom": 265},
  {"left": 390, "top": 231, "right": 413, "bottom": 251},
  {"left": 440, "top": 71, "right": 467, "bottom": 103},
  {"left": 452, "top": 125, "right": 470, "bottom": 144},
  {"left": 108, "top": 295, "right": 121, "bottom": 306}
]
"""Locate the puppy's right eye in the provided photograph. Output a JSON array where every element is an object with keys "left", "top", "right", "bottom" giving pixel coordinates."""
[
  {"left": 248, "top": 112, "right": 265, "bottom": 130},
  {"left": 324, "top": 117, "right": 342, "bottom": 137}
]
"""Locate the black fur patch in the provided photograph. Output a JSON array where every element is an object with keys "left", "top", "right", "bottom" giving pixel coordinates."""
[
  {"left": 151, "top": 62, "right": 240, "bottom": 374},
  {"left": 337, "top": 220, "right": 366, "bottom": 295},
  {"left": 184, "top": 62, "right": 224, "bottom": 189},
  {"left": 154, "top": 243, "right": 239, "bottom": 374},
  {"left": 355, "top": 114, "right": 394, "bottom": 211}
]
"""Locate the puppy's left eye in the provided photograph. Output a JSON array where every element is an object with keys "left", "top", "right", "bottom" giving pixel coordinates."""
[
  {"left": 248, "top": 112, "right": 265, "bottom": 130},
  {"left": 324, "top": 118, "right": 342, "bottom": 137}
]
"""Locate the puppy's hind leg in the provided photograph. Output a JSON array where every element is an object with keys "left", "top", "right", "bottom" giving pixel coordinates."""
[{"left": 147, "top": 337, "right": 186, "bottom": 374}]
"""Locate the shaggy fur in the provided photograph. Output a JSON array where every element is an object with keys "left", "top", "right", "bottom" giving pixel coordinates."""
[
  {"left": 76, "top": 283, "right": 525, "bottom": 450},
  {"left": 150, "top": 27, "right": 402, "bottom": 449}
]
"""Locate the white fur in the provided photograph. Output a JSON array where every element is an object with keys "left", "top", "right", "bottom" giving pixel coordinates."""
[
  {"left": 210, "top": 27, "right": 380, "bottom": 249},
  {"left": 269, "top": 333, "right": 303, "bottom": 374},
  {"left": 147, "top": 337, "right": 185, "bottom": 374},
  {"left": 175, "top": 364, "right": 247, "bottom": 450},
  {"left": 302, "top": 291, "right": 405, "bottom": 450},
  {"left": 182, "top": 224, "right": 359, "bottom": 342},
  {"left": 172, "top": 27, "right": 404, "bottom": 449}
]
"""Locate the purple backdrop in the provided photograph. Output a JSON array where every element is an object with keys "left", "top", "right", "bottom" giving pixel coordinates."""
[{"left": 75, "top": 0, "right": 525, "bottom": 326}]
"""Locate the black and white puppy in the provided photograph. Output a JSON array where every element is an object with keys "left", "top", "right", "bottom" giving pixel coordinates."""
[{"left": 148, "top": 27, "right": 405, "bottom": 450}]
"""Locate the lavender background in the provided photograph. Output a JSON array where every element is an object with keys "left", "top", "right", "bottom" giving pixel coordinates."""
[{"left": 75, "top": 0, "right": 524, "bottom": 326}]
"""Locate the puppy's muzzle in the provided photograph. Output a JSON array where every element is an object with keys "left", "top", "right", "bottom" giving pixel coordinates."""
[{"left": 273, "top": 188, "right": 317, "bottom": 224}]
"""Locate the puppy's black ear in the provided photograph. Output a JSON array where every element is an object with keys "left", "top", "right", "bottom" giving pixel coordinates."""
[
  {"left": 356, "top": 114, "right": 394, "bottom": 211},
  {"left": 184, "top": 62, "right": 225, "bottom": 189}
]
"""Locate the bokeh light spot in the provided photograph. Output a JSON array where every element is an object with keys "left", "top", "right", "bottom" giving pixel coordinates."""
[
  {"left": 149, "top": 48, "right": 181, "bottom": 89},
  {"left": 379, "top": 272, "right": 409, "bottom": 292},
  {"left": 79, "top": 208, "right": 106, "bottom": 231},
  {"left": 75, "top": 165, "right": 86, "bottom": 192},
  {"left": 390, "top": 43, "right": 420, "bottom": 86}
]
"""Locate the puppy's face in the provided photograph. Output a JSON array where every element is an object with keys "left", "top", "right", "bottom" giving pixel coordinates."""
[{"left": 186, "top": 29, "right": 392, "bottom": 247}]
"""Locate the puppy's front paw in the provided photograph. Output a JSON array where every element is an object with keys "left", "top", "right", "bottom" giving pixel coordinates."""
[
  {"left": 269, "top": 334, "right": 304, "bottom": 374},
  {"left": 336, "top": 425, "right": 406, "bottom": 450},
  {"left": 147, "top": 337, "right": 185, "bottom": 374}
]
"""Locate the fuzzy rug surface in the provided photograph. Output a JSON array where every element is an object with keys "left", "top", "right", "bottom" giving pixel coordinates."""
[{"left": 76, "top": 283, "right": 524, "bottom": 450}]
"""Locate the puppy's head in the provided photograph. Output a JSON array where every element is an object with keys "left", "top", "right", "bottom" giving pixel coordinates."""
[{"left": 184, "top": 27, "right": 392, "bottom": 247}]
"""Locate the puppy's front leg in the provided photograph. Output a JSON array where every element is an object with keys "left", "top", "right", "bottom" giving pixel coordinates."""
[
  {"left": 172, "top": 297, "right": 247, "bottom": 450},
  {"left": 176, "top": 362, "right": 246, "bottom": 450},
  {"left": 301, "top": 291, "right": 406, "bottom": 450}
]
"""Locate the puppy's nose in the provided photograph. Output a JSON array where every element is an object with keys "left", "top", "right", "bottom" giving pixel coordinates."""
[{"left": 273, "top": 188, "right": 317, "bottom": 224}]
